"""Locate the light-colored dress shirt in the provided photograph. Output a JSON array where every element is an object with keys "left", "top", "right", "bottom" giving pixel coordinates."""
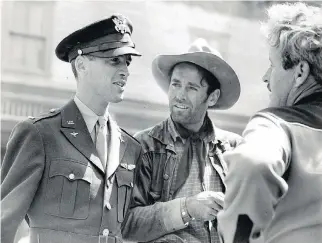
[{"left": 73, "top": 96, "right": 109, "bottom": 143}]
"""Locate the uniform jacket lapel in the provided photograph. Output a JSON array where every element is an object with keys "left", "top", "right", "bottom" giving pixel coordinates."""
[
  {"left": 60, "top": 100, "right": 105, "bottom": 173},
  {"left": 106, "top": 117, "right": 128, "bottom": 179}
]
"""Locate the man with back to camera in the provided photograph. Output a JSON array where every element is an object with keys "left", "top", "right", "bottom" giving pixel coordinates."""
[
  {"left": 217, "top": 3, "right": 322, "bottom": 243},
  {"left": 122, "top": 38, "right": 243, "bottom": 243},
  {"left": 1, "top": 14, "right": 142, "bottom": 243}
]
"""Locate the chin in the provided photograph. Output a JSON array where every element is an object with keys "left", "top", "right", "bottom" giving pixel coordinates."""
[
  {"left": 113, "top": 97, "right": 123, "bottom": 103},
  {"left": 171, "top": 112, "right": 189, "bottom": 124},
  {"left": 109, "top": 95, "right": 124, "bottom": 103}
]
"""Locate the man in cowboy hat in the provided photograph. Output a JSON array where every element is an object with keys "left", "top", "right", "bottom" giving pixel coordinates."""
[
  {"left": 1, "top": 14, "right": 142, "bottom": 243},
  {"left": 122, "top": 38, "right": 242, "bottom": 243}
]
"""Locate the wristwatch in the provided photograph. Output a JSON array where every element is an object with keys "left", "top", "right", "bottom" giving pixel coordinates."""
[{"left": 180, "top": 198, "right": 194, "bottom": 226}]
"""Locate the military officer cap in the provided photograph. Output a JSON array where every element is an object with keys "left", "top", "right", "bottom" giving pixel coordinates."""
[{"left": 55, "top": 14, "right": 141, "bottom": 62}]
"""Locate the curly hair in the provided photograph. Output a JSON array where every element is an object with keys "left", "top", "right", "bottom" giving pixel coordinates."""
[{"left": 261, "top": 3, "right": 322, "bottom": 84}]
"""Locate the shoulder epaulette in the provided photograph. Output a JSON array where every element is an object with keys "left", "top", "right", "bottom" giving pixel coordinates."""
[
  {"left": 28, "top": 108, "right": 61, "bottom": 124},
  {"left": 120, "top": 128, "right": 140, "bottom": 145}
]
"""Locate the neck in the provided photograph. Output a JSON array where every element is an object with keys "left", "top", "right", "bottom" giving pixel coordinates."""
[
  {"left": 182, "top": 121, "right": 203, "bottom": 133},
  {"left": 180, "top": 114, "right": 207, "bottom": 133},
  {"left": 287, "top": 76, "right": 322, "bottom": 106},
  {"left": 75, "top": 93, "right": 109, "bottom": 116}
]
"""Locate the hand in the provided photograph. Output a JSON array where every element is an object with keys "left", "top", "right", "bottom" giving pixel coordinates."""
[{"left": 185, "top": 191, "right": 224, "bottom": 221}]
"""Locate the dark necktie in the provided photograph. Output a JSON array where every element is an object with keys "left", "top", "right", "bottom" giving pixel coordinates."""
[{"left": 172, "top": 119, "right": 209, "bottom": 196}]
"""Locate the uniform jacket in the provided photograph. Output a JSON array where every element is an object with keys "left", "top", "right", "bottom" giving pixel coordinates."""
[
  {"left": 122, "top": 117, "right": 242, "bottom": 242},
  {"left": 218, "top": 92, "right": 322, "bottom": 243},
  {"left": 1, "top": 100, "right": 142, "bottom": 243}
]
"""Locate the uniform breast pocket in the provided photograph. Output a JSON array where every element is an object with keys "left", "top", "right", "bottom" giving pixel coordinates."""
[
  {"left": 45, "top": 159, "right": 93, "bottom": 219},
  {"left": 115, "top": 169, "right": 134, "bottom": 223}
]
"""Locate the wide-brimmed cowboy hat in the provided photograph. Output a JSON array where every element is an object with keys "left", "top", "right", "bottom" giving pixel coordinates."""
[{"left": 152, "top": 38, "right": 240, "bottom": 109}]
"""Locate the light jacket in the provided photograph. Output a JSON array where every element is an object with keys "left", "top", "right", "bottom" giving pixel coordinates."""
[{"left": 218, "top": 92, "right": 322, "bottom": 243}]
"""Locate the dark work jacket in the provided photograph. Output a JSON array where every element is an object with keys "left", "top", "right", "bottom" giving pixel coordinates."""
[{"left": 122, "top": 118, "right": 242, "bottom": 242}]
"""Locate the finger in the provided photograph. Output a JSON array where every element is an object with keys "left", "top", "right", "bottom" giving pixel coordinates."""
[
  {"left": 210, "top": 205, "right": 223, "bottom": 213},
  {"left": 208, "top": 192, "right": 225, "bottom": 201},
  {"left": 209, "top": 203, "right": 222, "bottom": 212},
  {"left": 208, "top": 199, "right": 223, "bottom": 208},
  {"left": 207, "top": 209, "right": 219, "bottom": 220},
  {"left": 206, "top": 206, "right": 220, "bottom": 216},
  {"left": 214, "top": 198, "right": 224, "bottom": 208},
  {"left": 203, "top": 200, "right": 223, "bottom": 211},
  {"left": 209, "top": 195, "right": 224, "bottom": 207},
  {"left": 206, "top": 192, "right": 224, "bottom": 201},
  {"left": 202, "top": 213, "right": 216, "bottom": 221}
]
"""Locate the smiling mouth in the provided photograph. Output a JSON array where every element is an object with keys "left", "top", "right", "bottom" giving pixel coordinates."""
[
  {"left": 174, "top": 104, "right": 189, "bottom": 110},
  {"left": 113, "top": 81, "right": 126, "bottom": 87},
  {"left": 267, "top": 84, "right": 271, "bottom": 92}
]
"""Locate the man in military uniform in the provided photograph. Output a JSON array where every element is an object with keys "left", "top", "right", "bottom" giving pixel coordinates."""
[{"left": 1, "top": 14, "right": 142, "bottom": 243}]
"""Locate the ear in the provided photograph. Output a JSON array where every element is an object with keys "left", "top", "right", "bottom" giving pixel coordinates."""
[
  {"left": 207, "top": 89, "right": 221, "bottom": 107},
  {"left": 294, "top": 61, "right": 310, "bottom": 88},
  {"left": 75, "top": 55, "right": 87, "bottom": 75}
]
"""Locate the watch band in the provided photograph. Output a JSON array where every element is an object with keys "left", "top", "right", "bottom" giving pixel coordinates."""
[{"left": 180, "top": 198, "right": 194, "bottom": 226}]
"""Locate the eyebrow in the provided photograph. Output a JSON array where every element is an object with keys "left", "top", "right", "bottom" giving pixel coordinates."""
[
  {"left": 170, "top": 79, "right": 201, "bottom": 88},
  {"left": 104, "top": 55, "right": 131, "bottom": 63},
  {"left": 188, "top": 82, "right": 201, "bottom": 88},
  {"left": 171, "top": 78, "right": 180, "bottom": 83}
]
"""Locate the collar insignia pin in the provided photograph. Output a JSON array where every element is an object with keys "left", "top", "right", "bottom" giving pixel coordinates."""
[{"left": 70, "top": 132, "right": 78, "bottom": 137}]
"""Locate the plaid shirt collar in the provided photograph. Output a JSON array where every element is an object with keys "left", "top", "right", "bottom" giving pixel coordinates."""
[{"left": 149, "top": 113, "right": 216, "bottom": 146}]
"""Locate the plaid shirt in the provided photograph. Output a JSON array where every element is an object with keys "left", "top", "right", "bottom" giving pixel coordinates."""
[{"left": 166, "top": 118, "right": 224, "bottom": 243}]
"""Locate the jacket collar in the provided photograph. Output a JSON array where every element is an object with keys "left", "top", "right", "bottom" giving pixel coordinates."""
[
  {"left": 148, "top": 115, "right": 216, "bottom": 149},
  {"left": 148, "top": 118, "right": 175, "bottom": 152},
  {"left": 60, "top": 100, "right": 127, "bottom": 175},
  {"left": 60, "top": 100, "right": 105, "bottom": 173},
  {"left": 295, "top": 91, "right": 322, "bottom": 106}
]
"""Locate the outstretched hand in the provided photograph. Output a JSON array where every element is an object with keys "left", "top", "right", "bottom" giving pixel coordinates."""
[{"left": 185, "top": 191, "right": 224, "bottom": 221}]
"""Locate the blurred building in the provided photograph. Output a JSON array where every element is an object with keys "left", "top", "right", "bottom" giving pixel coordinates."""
[
  {"left": 1, "top": 1, "right": 274, "bottom": 158},
  {"left": 2, "top": 1, "right": 315, "bottom": 242}
]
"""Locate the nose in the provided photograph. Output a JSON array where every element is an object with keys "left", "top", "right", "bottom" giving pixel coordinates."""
[
  {"left": 262, "top": 70, "right": 269, "bottom": 84},
  {"left": 262, "top": 76, "right": 269, "bottom": 86},
  {"left": 120, "top": 65, "right": 129, "bottom": 79},
  {"left": 175, "top": 87, "right": 187, "bottom": 101},
  {"left": 262, "top": 69, "right": 271, "bottom": 91}
]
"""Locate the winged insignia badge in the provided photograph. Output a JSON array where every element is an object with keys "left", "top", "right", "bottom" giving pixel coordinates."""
[
  {"left": 120, "top": 163, "right": 136, "bottom": 170},
  {"left": 70, "top": 132, "right": 78, "bottom": 137}
]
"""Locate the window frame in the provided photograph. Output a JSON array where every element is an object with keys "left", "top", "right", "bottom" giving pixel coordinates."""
[{"left": 1, "top": 1, "right": 55, "bottom": 76}]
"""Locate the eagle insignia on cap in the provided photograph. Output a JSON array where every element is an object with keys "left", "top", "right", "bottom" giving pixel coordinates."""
[{"left": 112, "top": 16, "right": 129, "bottom": 34}]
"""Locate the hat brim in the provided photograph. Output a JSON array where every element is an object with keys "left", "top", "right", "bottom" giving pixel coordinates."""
[
  {"left": 89, "top": 46, "right": 141, "bottom": 58},
  {"left": 56, "top": 43, "right": 141, "bottom": 62},
  {"left": 152, "top": 52, "right": 240, "bottom": 110}
]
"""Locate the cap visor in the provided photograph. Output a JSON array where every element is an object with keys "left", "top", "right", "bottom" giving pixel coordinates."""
[{"left": 90, "top": 46, "right": 141, "bottom": 58}]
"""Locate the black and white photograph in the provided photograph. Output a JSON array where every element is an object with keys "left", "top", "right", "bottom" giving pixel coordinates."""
[{"left": 1, "top": 1, "right": 322, "bottom": 243}]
